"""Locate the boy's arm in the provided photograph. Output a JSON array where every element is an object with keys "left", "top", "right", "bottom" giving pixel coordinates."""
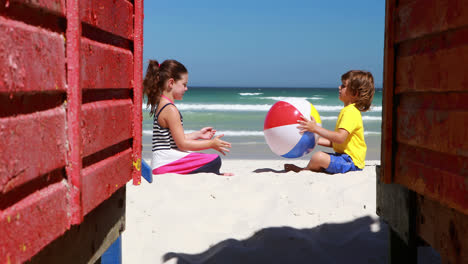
[
  {"left": 312, "top": 126, "right": 349, "bottom": 145},
  {"left": 298, "top": 116, "right": 349, "bottom": 144},
  {"left": 317, "top": 137, "right": 332, "bottom": 147}
]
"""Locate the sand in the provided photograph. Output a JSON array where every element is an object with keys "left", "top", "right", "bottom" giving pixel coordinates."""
[{"left": 122, "top": 159, "right": 441, "bottom": 264}]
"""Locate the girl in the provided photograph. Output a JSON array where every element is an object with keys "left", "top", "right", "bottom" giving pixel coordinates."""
[{"left": 143, "top": 59, "right": 233, "bottom": 176}]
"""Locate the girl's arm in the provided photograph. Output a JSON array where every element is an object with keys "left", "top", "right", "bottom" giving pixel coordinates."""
[
  {"left": 161, "top": 106, "right": 231, "bottom": 155},
  {"left": 298, "top": 116, "right": 349, "bottom": 144}
]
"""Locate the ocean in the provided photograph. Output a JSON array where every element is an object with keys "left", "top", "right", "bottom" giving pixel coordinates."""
[{"left": 142, "top": 87, "right": 382, "bottom": 161}]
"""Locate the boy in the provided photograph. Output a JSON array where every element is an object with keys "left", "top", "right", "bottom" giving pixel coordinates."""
[{"left": 284, "top": 70, "right": 375, "bottom": 174}]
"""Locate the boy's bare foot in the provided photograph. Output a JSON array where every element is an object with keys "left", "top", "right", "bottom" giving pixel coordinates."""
[
  {"left": 284, "top": 164, "right": 303, "bottom": 173},
  {"left": 221, "top": 172, "right": 234, "bottom": 176}
]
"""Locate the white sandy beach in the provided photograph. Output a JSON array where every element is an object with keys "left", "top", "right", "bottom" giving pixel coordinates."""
[{"left": 122, "top": 159, "right": 440, "bottom": 264}]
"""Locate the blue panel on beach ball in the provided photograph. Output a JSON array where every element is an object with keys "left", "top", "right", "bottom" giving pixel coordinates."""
[{"left": 281, "top": 132, "right": 316, "bottom": 158}]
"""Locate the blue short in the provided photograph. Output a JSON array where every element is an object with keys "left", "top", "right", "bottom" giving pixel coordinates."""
[{"left": 324, "top": 153, "right": 362, "bottom": 174}]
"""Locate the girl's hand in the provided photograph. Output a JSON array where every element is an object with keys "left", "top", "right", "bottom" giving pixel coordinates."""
[
  {"left": 210, "top": 134, "right": 231, "bottom": 155},
  {"left": 198, "top": 127, "right": 216, "bottom": 140},
  {"left": 297, "top": 115, "right": 318, "bottom": 134}
]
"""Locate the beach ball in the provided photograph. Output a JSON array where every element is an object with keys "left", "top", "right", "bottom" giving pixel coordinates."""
[{"left": 263, "top": 98, "right": 322, "bottom": 158}]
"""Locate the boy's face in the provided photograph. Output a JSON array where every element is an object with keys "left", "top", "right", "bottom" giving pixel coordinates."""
[{"left": 338, "top": 80, "right": 355, "bottom": 105}]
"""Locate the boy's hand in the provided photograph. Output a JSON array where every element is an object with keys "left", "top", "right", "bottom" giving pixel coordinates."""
[{"left": 297, "top": 115, "right": 318, "bottom": 134}]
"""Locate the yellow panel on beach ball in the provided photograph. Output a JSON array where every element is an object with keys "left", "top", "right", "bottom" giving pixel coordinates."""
[{"left": 310, "top": 103, "right": 321, "bottom": 124}]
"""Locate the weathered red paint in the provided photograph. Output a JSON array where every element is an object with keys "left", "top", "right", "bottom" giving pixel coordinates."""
[
  {"left": 381, "top": 0, "right": 396, "bottom": 183},
  {"left": 395, "top": 144, "right": 468, "bottom": 214},
  {"left": 81, "top": 38, "right": 133, "bottom": 89},
  {"left": 397, "top": 108, "right": 468, "bottom": 156},
  {"left": 0, "top": 107, "right": 67, "bottom": 194},
  {"left": 0, "top": 0, "right": 142, "bottom": 260},
  {"left": 132, "top": 0, "right": 144, "bottom": 185},
  {"left": 395, "top": 32, "right": 468, "bottom": 94},
  {"left": 81, "top": 99, "right": 133, "bottom": 157},
  {"left": 80, "top": 0, "right": 133, "bottom": 40},
  {"left": 0, "top": 17, "right": 66, "bottom": 93},
  {"left": 66, "top": 0, "right": 83, "bottom": 225},
  {"left": 0, "top": 181, "right": 69, "bottom": 264},
  {"left": 382, "top": 0, "right": 468, "bottom": 261},
  {"left": 396, "top": 0, "right": 468, "bottom": 43},
  {"left": 81, "top": 149, "right": 132, "bottom": 215},
  {"left": 6, "top": 0, "right": 66, "bottom": 15}
]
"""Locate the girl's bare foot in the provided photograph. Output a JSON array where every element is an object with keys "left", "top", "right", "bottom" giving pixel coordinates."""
[
  {"left": 221, "top": 172, "right": 234, "bottom": 176},
  {"left": 284, "top": 164, "right": 303, "bottom": 173}
]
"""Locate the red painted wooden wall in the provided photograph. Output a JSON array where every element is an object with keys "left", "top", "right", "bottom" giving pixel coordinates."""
[
  {"left": 381, "top": 0, "right": 468, "bottom": 262},
  {"left": 0, "top": 0, "right": 143, "bottom": 262},
  {"left": 382, "top": 0, "right": 468, "bottom": 215}
]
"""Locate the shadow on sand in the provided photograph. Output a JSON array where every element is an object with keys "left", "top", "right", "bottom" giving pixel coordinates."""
[
  {"left": 163, "top": 216, "right": 440, "bottom": 264},
  {"left": 253, "top": 168, "right": 287, "bottom": 173}
]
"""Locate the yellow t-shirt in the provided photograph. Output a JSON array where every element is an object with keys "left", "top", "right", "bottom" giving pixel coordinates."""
[{"left": 332, "top": 103, "right": 366, "bottom": 169}]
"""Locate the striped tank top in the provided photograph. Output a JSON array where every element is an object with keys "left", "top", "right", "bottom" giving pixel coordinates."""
[{"left": 152, "top": 103, "right": 183, "bottom": 151}]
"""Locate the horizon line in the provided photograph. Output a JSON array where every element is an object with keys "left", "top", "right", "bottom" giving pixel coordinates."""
[{"left": 189, "top": 85, "right": 384, "bottom": 89}]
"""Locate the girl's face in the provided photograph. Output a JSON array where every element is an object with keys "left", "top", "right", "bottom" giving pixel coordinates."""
[{"left": 170, "top": 73, "right": 188, "bottom": 100}]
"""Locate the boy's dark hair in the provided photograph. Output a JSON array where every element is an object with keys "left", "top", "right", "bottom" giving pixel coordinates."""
[
  {"left": 341, "top": 70, "right": 375, "bottom": 112},
  {"left": 143, "top": 59, "right": 188, "bottom": 116}
]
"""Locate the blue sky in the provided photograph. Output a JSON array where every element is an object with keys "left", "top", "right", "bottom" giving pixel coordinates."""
[{"left": 143, "top": 0, "right": 385, "bottom": 88}]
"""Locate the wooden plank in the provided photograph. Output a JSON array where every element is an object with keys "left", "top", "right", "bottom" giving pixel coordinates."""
[
  {"left": 381, "top": 0, "right": 397, "bottom": 183},
  {"left": 395, "top": 40, "right": 468, "bottom": 93},
  {"left": 396, "top": 104, "right": 468, "bottom": 156},
  {"left": 0, "top": 181, "right": 69, "bottom": 264},
  {"left": 81, "top": 149, "right": 132, "bottom": 216},
  {"left": 27, "top": 187, "right": 126, "bottom": 264},
  {"left": 397, "top": 26, "right": 468, "bottom": 58},
  {"left": 398, "top": 92, "right": 468, "bottom": 111},
  {"left": 5, "top": 0, "right": 66, "bottom": 15},
  {"left": 0, "top": 107, "right": 67, "bottom": 194},
  {"left": 66, "top": 0, "right": 83, "bottom": 225},
  {"left": 396, "top": 0, "right": 468, "bottom": 43},
  {"left": 394, "top": 144, "right": 468, "bottom": 215},
  {"left": 81, "top": 38, "right": 133, "bottom": 89},
  {"left": 0, "top": 17, "right": 66, "bottom": 93},
  {"left": 80, "top": 0, "right": 133, "bottom": 40},
  {"left": 81, "top": 99, "right": 133, "bottom": 157},
  {"left": 416, "top": 195, "right": 468, "bottom": 264},
  {"left": 376, "top": 165, "right": 417, "bottom": 245},
  {"left": 132, "top": 0, "right": 144, "bottom": 185}
]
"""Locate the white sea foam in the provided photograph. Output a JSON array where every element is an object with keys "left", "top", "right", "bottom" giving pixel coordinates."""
[
  {"left": 364, "top": 131, "right": 381, "bottom": 135},
  {"left": 320, "top": 116, "right": 338, "bottom": 120},
  {"left": 143, "top": 129, "right": 264, "bottom": 137},
  {"left": 143, "top": 104, "right": 382, "bottom": 112},
  {"left": 176, "top": 103, "right": 272, "bottom": 111},
  {"left": 239, "top": 92, "right": 263, "bottom": 96},
  {"left": 259, "top": 96, "right": 323, "bottom": 101},
  {"left": 144, "top": 129, "right": 381, "bottom": 137}
]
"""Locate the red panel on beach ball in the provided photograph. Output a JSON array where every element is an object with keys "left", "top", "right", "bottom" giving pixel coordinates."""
[{"left": 264, "top": 101, "right": 302, "bottom": 130}]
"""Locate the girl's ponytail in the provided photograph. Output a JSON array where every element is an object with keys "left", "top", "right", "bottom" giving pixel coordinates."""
[{"left": 143, "top": 60, "right": 161, "bottom": 116}]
